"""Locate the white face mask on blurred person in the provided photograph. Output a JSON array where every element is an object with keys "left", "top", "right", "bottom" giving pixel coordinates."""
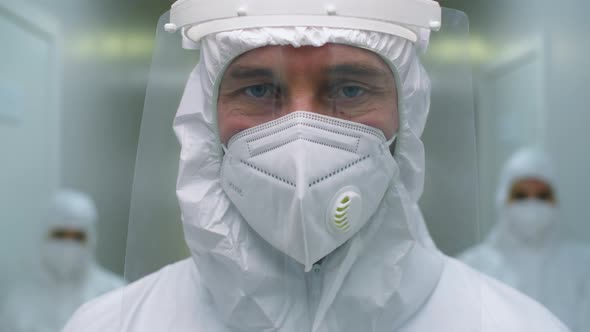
[
  {"left": 504, "top": 200, "right": 556, "bottom": 244},
  {"left": 42, "top": 240, "right": 90, "bottom": 281},
  {"left": 221, "top": 111, "right": 397, "bottom": 271}
]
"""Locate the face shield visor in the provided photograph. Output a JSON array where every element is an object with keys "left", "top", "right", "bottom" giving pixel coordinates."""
[{"left": 124, "top": 2, "right": 481, "bottom": 330}]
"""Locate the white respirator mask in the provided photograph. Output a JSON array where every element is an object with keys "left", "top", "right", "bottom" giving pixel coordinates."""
[
  {"left": 42, "top": 240, "right": 90, "bottom": 281},
  {"left": 505, "top": 199, "right": 557, "bottom": 243},
  {"left": 220, "top": 111, "right": 397, "bottom": 271}
]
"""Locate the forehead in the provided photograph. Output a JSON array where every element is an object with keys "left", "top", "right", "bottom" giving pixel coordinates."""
[
  {"left": 50, "top": 227, "right": 86, "bottom": 233},
  {"left": 225, "top": 44, "right": 392, "bottom": 72}
]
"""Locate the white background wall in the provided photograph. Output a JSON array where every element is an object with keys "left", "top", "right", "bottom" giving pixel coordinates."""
[
  {"left": 0, "top": 2, "right": 61, "bottom": 298},
  {"left": 543, "top": 0, "right": 590, "bottom": 243}
]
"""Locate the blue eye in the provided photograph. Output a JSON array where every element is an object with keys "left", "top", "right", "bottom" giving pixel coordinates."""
[
  {"left": 337, "top": 85, "right": 366, "bottom": 98},
  {"left": 245, "top": 85, "right": 271, "bottom": 98}
]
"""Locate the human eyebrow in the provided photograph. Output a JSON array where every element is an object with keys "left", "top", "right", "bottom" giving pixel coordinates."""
[
  {"left": 227, "top": 66, "right": 276, "bottom": 80},
  {"left": 325, "top": 63, "right": 393, "bottom": 80}
]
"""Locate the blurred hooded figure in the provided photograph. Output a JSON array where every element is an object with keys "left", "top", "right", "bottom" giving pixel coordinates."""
[
  {"left": 0, "top": 189, "right": 126, "bottom": 332},
  {"left": 64, "top": 1, "right": 568, "bottom": 331},
  {"left": 460, "top": 148, "right": 590, "bottom": 331}
]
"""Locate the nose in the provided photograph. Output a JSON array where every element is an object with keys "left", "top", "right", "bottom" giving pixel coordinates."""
[
  {"left": 283, "top": 96, "right": 323, "bottom": 115},
  {"left": 279, "top": 86, "right": 335, "bottom": 117}
]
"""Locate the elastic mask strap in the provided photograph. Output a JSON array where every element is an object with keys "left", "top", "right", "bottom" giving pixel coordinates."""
[
  {"left": 386, "top": 134, "right": 397, "bottom": 147},
  {"left": 387, "top": 134, "right": 398, "bottom": 156}
]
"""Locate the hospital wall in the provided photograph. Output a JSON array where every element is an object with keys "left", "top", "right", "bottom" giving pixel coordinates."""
[
  {"left": 440, "top": 0, "right": 590, "bottom": 247},
  {"left": 0, "top": 2, "right": 61, "bottom": 297}
]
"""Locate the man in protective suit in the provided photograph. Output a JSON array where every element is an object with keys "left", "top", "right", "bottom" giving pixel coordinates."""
[{"left": 64, "top": 0, "right": 569, "bottom": 331}]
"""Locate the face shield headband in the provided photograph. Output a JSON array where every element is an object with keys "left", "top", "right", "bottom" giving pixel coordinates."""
[{"left": 166, "top": 0, "right": 441, "bottom": 49}]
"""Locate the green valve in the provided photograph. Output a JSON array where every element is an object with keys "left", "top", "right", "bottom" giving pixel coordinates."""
[
  {"left": 334, "top": 217, "right": 347, "bottom": 225},
  {"left": 335, "top": 212, "right": 347, "bottom": 219},
  {"left": 336, "top": 205, "right": 349, "bottom": 212},
  {"left": 336, "top": 223, "right": 350, "bottom": 230},
  {"left": 327, "top": 188, "right": 361, "bottom": 234}
]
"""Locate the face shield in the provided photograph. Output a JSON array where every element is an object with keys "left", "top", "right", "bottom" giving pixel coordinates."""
[{"left": 124, "top": 1, "right": 480, "bottom": 330}]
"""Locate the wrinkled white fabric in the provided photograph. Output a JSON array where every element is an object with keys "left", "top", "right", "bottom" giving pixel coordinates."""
[
  {"left": 62, "top": 257, "right": 569, "bottom": 332},
  {"left": 65, "top": 24, "right": 568, "bottom": 332},
  {"left": 0, "top": 190, "right": 126, "bottom": 332},
  {"left": 460, "top": 148, "right": 590, "bottom": 332}
]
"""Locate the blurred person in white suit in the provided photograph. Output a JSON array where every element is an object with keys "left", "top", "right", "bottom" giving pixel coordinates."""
[
  {"left": 0, "top": 189, "right": 126, "bottom": 332},
  {"left": 460, "top": 147, "right": 590, "bottom": 331}
]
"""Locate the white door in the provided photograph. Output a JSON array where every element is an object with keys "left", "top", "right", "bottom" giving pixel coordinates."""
[{"left": 0, "top": 1, "right": 61, "bottom": 296}]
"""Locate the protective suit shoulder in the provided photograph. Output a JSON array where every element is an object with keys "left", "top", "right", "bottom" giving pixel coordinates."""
[
  {"left": 403, "top": 257, "right": 569, "bottom": 332},
  {"left": 62, "top": 258, "right": 198, "bottom": 332},
  {"left": 451, "top": 257, "right": 569, "bottom": 332}
]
